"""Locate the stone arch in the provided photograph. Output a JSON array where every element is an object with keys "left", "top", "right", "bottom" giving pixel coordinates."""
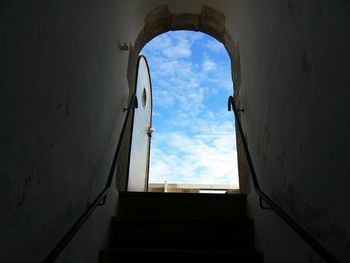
[
  {"left": 127, "top": 5, "right": 241, "bottom": 94},
  {"left": 121, "top": 5, "right": 250, "bottom": 193}
]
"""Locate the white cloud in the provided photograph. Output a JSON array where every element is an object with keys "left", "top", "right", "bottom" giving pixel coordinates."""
[
  {"left": 202, "top": 57, "right": 216, "bottom": 71},
  {"left": 149, "top": 117, "right": 239, "bottom": 185},
  {"left": 149, "top": 34, "right": 172, "bottom": 50},
  {"left": 149, "top": 138, "right": 238, "bottom": 185},
  {"left": 141, "top": 31, "right": 238, "bottom": 186},
  {"left": 152, "top": 111, "right": 161, "bottom": 117},
  {"left": 162, "top": 34, "right": 192, "bottom": 59},
  {"left": 205, "top": 39, "right": 224, "bottom": 52},
  {"left": 154, "top": 89, "right": 176, "bottom": 108}
]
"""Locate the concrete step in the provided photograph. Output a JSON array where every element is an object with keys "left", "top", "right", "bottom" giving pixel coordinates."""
[
  {"left": 118, "top": 192, "right": 247, "bottom": 218},
  {"left": 100, "top": 192, "right": 263, "bottom": 263},
  {"left": 100, "top": 248, "right": 263, "bottom": 263},
  {"left": 109, "top": 216, "right": 254, "bottom": 251}
]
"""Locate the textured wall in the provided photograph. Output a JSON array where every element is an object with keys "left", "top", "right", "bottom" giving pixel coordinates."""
[
  {"left": 226, "top": 0, "right": 350, "bottom": 262},
  {"left": 0, "top": 0, "right": 136, "bottom": 262}
]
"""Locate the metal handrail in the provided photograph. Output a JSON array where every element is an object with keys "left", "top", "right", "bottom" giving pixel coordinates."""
[
  {"left": 43, "top": 92, "right": 138, "bottom": 263},
  {"left": 228, "top": 95, "right": 340, "bottom": 263}
]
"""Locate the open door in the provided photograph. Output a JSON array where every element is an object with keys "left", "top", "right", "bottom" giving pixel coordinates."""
[{"left": 127, "top": 55, "right": 153, "bottom": 192}]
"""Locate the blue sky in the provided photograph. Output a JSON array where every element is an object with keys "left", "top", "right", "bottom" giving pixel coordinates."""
[{"left": 141, "top": 30, "right": 238, "bottom": 186}]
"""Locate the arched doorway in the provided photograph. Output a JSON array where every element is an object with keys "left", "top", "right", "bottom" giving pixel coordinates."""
[
  {"left": 141, "top": 30, "right": 239, "bottom": 193},
  {"left": 121, "top": 5, "right": 249, "bottom": 194}
]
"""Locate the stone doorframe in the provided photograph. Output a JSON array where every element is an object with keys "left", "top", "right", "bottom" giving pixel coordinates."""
[{"left": 118, "top": 5, "right": 250, "bottom": 193}]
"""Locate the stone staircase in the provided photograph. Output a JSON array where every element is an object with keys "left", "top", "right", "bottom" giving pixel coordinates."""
[{"left": 100, "top": 192, "right": 263, "bottom": 262}]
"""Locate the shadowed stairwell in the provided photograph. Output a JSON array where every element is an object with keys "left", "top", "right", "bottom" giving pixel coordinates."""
[{"left": 2, "top": 2, "right": 348, "bottom": 263}]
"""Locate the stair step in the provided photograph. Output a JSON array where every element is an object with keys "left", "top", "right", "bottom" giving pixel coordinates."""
[
  {"left": 118, "top": 192, "right": 247, "bottom": 218},
  {"left": 100, "top": 248, "right": 263, "bottom": 263},
  {"left": 110, "top": 216, "right": 254, "bottom": 251},
  {"left": 100, "top": 192, "right": 263, "bottom": 263}
]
